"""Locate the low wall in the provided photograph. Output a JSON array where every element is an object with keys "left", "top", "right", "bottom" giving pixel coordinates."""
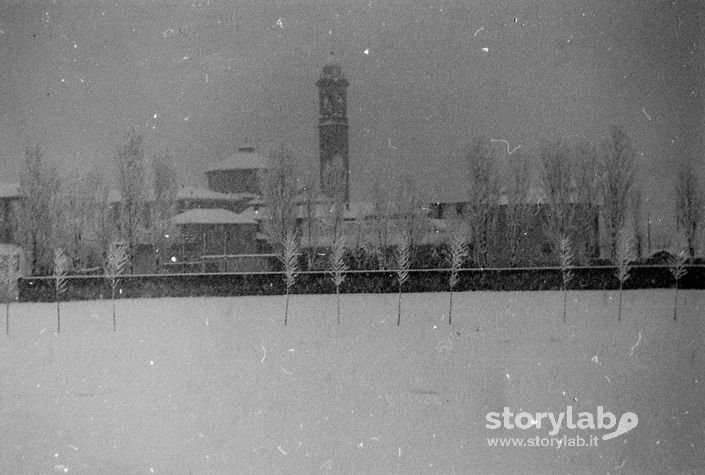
[{"left": 17, "top": 265, "right": 705, "bottom": 302}]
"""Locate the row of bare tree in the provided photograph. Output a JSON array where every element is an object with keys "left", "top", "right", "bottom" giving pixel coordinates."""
[
  {"left": 466, "top": 125, "right": 703, "bottom": 266},
  {"left": 262, "top": 125, "right": 703, "bottom": 276},
  {"left": 462, "top": 126, "right": 636, "bottom": 266},
  {"left": 16, "top": 132, "right": 178, "bottom": 276},
  {"left": 15, "top": 125, "right": 701, "bottom": 277}
]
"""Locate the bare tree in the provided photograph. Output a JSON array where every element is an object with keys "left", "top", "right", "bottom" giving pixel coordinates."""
[
  {"left": 53, "top": 248, "right": 69, "bottom": 333},
  {"left": 260, "top": 145, "right": 298, "bottom": 253},
  {"left": 669, "top": 233, "right": 688, "bottom": 321},
  {"left": 0, "top": 254, "right": 18, "bottom": 335},
  {"left": 395, "top": 233, "right": 411, "bottom": 326},
  {"left": 539, "top": 139, "right": 575, "bottom": 257},
  {"left": 465, "top": 137, "right": 501, "bottom": 267},
  {"left": 503, "top": 151, "right": 532, "bottom": 266},
  {"left": 630, "top": 184, "right": 644, "bottom": 259},
  {"left": 105, "top": 239, "right": 129, "bottom": 331},
  {"left": 320, "top": 155, "right": 347, "bottom": 244},
  {"left": 351, "top": 206, "right": 367, "bottom": 251},
  {"left": 559, "top": 235, "right": 574, "bottom": 324},
  {"left": 571, "top": 141, "right": 601, "bottom": 262},
  {"left": 149, "top": 150, "right": 178, "bottom": 273},
  {"left": 601, "top": 126, "right": 637, "bottom": 260},
  {"left": 328, "top": 235, "right": 348, "bottom": 324},
  {"left": 17, "top": 145, "right": 61, "bottom": 275},
  {"left": 446, "top": 230, "right": 468, "bottom": 325},
  {"left": 115, "top": 132, "right": 147, "bottom": 271},
  {"left": 367, "top": 178, "right": 394, "bottom": 269},
  {"left": 85, "top": 169, "right": 116, "bottom": 268},
  {"left": 392, "top": 174, "right": 428, "bottom": 257},
  {"left": 280, "top": 232, "right": 299, "bottom": 326},
  {"left": 58, "top": 174, "right": 98, "bottom": 271},
  {"left": 301, "top": 171, "right": 320, "bottom": 269},
  {"left": 674, "top": 161, "right": 702, "bottom": 257},
  {"left": 614, "top": 229, "right": 636, "bottom": 322}
]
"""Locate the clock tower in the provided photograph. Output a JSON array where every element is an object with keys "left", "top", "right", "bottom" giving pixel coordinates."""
[{"left": 317, "top": 60, "right": 350, "bottom": 202}]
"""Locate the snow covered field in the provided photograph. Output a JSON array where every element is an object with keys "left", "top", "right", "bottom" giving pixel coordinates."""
[{"left": 0, "top": 290, "right": 703, "bottom": 474}]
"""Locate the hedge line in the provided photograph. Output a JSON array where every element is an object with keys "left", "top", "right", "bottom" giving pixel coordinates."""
[{"left": 17, "top": 265, "right": 705, "bottom": 302}]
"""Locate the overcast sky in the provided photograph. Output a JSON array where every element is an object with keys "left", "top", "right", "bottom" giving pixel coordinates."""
[{"left": 0, "top": 0, "right": 703, "bottom": 235}]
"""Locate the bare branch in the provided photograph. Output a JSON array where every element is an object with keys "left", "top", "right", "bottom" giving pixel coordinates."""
[
  {"left": 465, "top": 137, "right": 501, "bottom": 266},
  {"left": 674, "top": 161, "right": 702, "bottom": 257},
  {"left": 260, "top": 145, "right": 298, "bottom": 253},
  {"left": 601, "top": 126, "right": 637, "bottom": 260},
  {"left": 17, "top": 145, "right": 61, "bottom": 275},
  {"left": 115, "top": 132, "right": 147, "bottom": 270},
  {"left": 149, "top": 150, "right": 178, "bottom": 273}
]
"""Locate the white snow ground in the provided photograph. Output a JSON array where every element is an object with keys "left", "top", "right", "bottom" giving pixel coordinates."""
[{"left": 0, "top": 290, "right": 703, "bottom": 474}]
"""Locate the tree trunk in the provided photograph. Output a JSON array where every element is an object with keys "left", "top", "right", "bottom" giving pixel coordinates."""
[
  {"left": 562, "top": 285, "right": 567, "bottom": 324},
  {"left": 618, "top": 281, "right": 623, "bottom": 322},
  {"left": 307, "top": 217, "right": 314, "bottom": 270},
  {"left": 673, "top": 283, "right": 679, "bottom": 321},
  {"left": 32, "top": 234, "right": 38, "bottom": 276},
  {"left": 397, "top": 284, "right": 402, "bottom": 326},
  {"left": 112, "top": 286, "right": 116, "bottom": 331},
  {"left": 284, "top": 288, "right": 290, "bottom": 326},
  {"left": 448, "top": 288, "right": 453, "bottom": 325},
  {"left": 201, "top": 233, "right": 206, "bottom": 273},
  {"left": 336, "top": 286, "right": 340, "bottom": 325},
  {"left": 5, "top": 267, "right": 10, "bottom": 335},
  {"left": 56, "top": 294, "right": 60, "bottom": 334}
]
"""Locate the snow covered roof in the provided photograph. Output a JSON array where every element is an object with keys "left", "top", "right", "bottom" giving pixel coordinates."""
[
  {"left": 107, "top": 185, "right": 259, "bottom": 204},
  {"left": 433, "top": 185, "right": 567, "bottom": 206},
  {"left": 205, "top": 146, "right": 270, "bottom": 172},
  {"left": 251, "top": 200, "right": 373, "bottom": 222},
  {"left": 172, "top": 208, "right": 258, "bottom": 225},
  {"left": 0, "top": 182, "right": 21, "bottom": 198},
  {"left": 258, "top": 200, "right": 430, "bottom": 222}
]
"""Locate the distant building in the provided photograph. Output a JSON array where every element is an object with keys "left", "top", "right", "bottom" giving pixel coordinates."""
[
  {"left": 163, "top": 144, "right": 272, "bottom": 270},
  {"left": 204, "top": 145, "right": 270, "bottom": 195},
  {"left": 171, "top": 207, "right": 263, "bottom": 272},
  {"left": 0, "top": 183, "right": 20, "bottom": 244}
]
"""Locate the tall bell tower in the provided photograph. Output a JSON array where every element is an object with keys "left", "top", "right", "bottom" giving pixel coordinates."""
[{"left": 317, "top": 59, "right": 350, "bottom": 202}]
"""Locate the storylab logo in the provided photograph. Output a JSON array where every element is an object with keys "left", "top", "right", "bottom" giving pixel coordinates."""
[{"left": 485, "top": 406, "right": 638, "bottom": 440}]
